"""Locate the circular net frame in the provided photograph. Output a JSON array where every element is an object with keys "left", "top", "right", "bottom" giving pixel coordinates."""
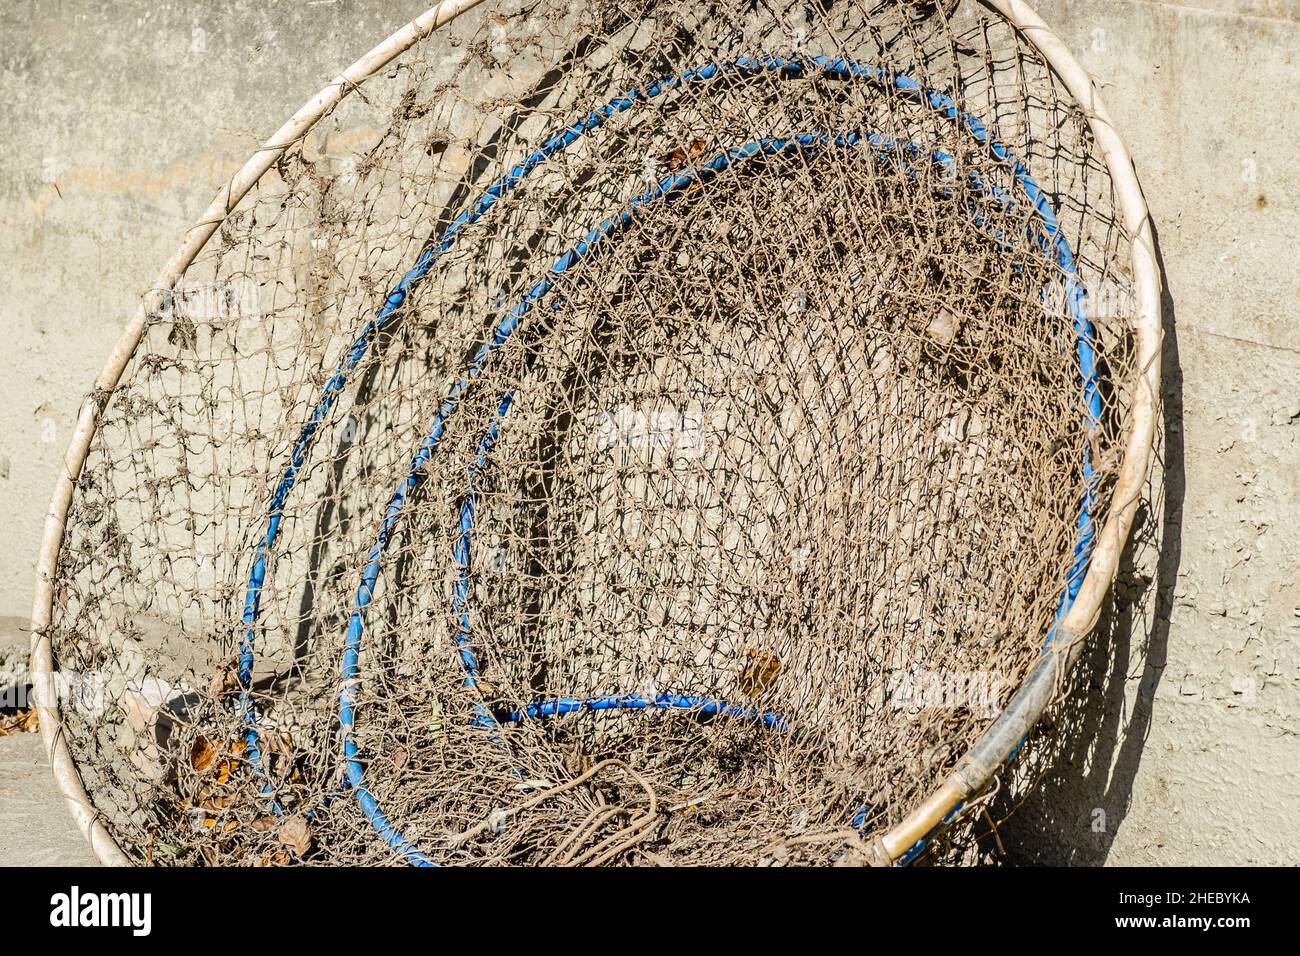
[{"left": 47, "top": 0, "right": 1140, "bottom": 865}]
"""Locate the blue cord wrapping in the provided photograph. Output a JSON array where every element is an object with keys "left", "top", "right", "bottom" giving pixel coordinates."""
[{"left": 235, "top": 54, "right": 1101, "bottom": 864}]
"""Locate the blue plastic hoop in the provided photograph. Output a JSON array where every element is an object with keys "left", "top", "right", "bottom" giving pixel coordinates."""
[{"left": 234, "top": 54, "right": 1101, "bottom": 864}]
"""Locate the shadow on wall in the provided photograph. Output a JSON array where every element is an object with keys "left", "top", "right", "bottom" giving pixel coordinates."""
[{"left": 978, "top": 223, "right": 1184, "bottom": 865}]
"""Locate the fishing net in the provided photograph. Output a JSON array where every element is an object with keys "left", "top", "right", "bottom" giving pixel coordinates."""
[{"left": 39, "top": 0, "right": 1152, "bottom": 865}]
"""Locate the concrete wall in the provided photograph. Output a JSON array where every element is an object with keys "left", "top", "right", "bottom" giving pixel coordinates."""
[
  {"left": 2, "top": 0, "right": 1297, "bottom": 864},
  {"left": 995, "top": 0, "right": 1300, "bottom": 866}
]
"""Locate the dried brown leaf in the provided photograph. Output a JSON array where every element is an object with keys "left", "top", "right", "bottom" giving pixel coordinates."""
[
  {"left": 190, "top": 735, "right": 216, "bottom": 772},
  {"left": 0, "top": 709, "right": 39, "bottom": 736},
  {"left": 739, "top": 649, "right": 782, "bottom": 698},
  {"left": 207, "top": 659, "right": 240, "bottom": 699},
  {"left": 278, "top": 815, "right": 312, "bottom": 858},
  {"left": 662, "top": 139, "right": 709, "bottom": 172}
]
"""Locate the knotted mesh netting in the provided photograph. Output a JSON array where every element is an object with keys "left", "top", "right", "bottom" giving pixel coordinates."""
[{"left": 45, "top": 0, "right": 1141, "bottom": 865}]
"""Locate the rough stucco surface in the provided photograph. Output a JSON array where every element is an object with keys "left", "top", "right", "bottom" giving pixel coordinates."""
[
  {"left": 996, "top": 0, "right": 1300, "bottom": 866},
  {"left": 0, "top": 0, "right": 1296, "bottom": 865}
]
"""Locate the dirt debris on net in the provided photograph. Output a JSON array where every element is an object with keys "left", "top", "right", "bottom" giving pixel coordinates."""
[{"left": 45, "top": 0, "right": 1139, "bottom": 865}]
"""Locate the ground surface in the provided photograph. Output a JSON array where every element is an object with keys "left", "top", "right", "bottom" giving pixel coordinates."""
[
  {"left": 0, "top": 619, "right": 97, "bottom": 866},
  {"left": 0, "top": 736, "right": 99, "bottom": 867}
]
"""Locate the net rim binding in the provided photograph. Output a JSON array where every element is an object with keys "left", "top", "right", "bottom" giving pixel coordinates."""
[{"left": 29, "top": 0, "right": 1162, "bottom": 867}]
